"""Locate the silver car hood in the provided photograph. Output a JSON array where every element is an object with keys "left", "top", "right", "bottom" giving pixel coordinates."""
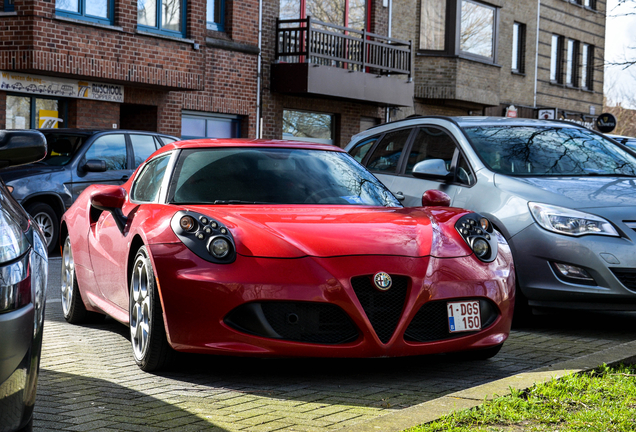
[{"left": 494, "top": 175, "right": 636, "bottom": 210}]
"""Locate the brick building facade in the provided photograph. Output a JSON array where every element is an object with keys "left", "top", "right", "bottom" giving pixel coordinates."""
[
  {"left": 0, "top": 0, "right": 606, "bottom": 146},
  {"left": 391, "top": 0, "right": 605, "bottom": 126}
]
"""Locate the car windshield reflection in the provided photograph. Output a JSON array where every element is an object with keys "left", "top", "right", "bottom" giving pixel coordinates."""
[
  {"left": 464, "top": 126, "right": 636, "bottom": 177},
  {"left": 170, "top": 148, "right": 402, "bottom": 206}
]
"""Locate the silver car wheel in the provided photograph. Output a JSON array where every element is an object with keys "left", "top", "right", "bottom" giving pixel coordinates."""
[
  {"left": 130, "top": 255, "right": 152, "bottom": 362},
  {"left": 33, "top": 211, "right": 54, "bottom": 247},
  {"left": 61, "top": 236, "right": 74, "bottom": 317}
]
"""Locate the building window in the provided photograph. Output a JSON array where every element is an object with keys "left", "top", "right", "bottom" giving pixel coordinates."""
[
  {"left": 282, "top": 110, "right": 334, "bottom": 145},
  {"left": 459, "top": 0, "right": 497, "bottom": 61},
  {"left": 550, "top": 34, "right": 564, "bottom": 83},
  {"left": 511, "top": 22, "right": 525, "bottom": 73},
  {"left": 581, "top": 43, "right": 594, "bottom": 90},
  {"left": 6, "top": 95, "right": 66, "bottom": 130},
  {"left": 138, "top": 0, "right": 186, "bottom": 37},
  {"left": 565, "top": 39, "right": 579, "bottom": 86},
  {"left": 3, "top": 0, "right": 14, "bottom": 12},
  {"left": 280, "top": 0, "right": 368, "bottom": 31},
  {"left": 207, "top": 0, "right": 224, "bottom": 31},
  {"left": 181, "top": 112, "right": 240, "bottom": 140},
  {"left": 569, "top": 0, "right": 596, "bottom": 9},
  {"left": 420, "top": 0, "right": 446, "bottom": 50},
  {"left": 55, "top": 0, "right": 113, "bottom": 25}
]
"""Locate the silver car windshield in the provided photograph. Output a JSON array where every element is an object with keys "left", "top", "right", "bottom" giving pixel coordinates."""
[
  {"left": 170, "top": 147, "right": 402, "bottom": 207},
  {"left": 464, "top": 126, "right": 636, "bottom": 177}
]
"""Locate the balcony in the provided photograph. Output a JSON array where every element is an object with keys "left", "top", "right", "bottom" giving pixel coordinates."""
[{"left": 272, "top": 17, "right": 414, "bottom": 107}]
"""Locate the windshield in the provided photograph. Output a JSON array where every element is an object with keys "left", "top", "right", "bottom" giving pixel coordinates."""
[
  {"left": 39, "top": 133, "right": 87, "bottom": 166},
  {"left": 464, "top": 126, "right": 636, "bottom": 177},
  {"left": 170, "top": 147, "right": 402, "bottom": 207}
]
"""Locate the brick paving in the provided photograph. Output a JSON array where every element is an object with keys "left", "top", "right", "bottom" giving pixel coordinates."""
[{"left": 35, "top": 256, "right": 636, "bottom": 431}]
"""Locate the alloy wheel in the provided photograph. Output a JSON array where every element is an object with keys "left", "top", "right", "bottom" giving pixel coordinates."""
[
  {"left": 33, "top": 211, "right": 54, "bottom": 247},
  {"left": 130, "top": 256, "right": 152, "bottom": 361},
  {"left": 61, "top": 237, "right": 74, "bottom": 317}
]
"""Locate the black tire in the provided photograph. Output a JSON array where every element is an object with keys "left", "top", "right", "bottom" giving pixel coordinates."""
[
  {"left": 61, "top": 235, "right": 105, "bottom": 324},
  {"left": 17, "top": 417, "right": 33, "bottom": 432},
  {"left": 25, "top": 202, "right": 59, "bottom": 255},
  {"left": 129, "top": 246, "right": 175, "bottom": 371}
]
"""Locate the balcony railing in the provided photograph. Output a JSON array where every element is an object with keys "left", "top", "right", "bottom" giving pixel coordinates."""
[{"left": 275, "top": 17, "right": 413, "bottom": 80}]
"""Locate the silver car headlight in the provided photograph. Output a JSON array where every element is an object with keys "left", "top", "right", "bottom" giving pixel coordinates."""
[{"left": 528, "top": 202, "right": 619, "bottom": 237}]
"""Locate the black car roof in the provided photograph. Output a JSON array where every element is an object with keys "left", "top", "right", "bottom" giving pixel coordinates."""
[{"left": 38, "top": 128, "right": 175, "bottom": 137}]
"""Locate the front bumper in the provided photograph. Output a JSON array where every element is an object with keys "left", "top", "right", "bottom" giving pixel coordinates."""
[
  {"left": 149, "top": 243, "right": 515, "bottom": 357},
  {"left": 510, "top": 223, "right": 636, "bottom": 309}
]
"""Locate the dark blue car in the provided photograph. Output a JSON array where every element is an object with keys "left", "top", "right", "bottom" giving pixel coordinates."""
[{"left": 0, "top": 129, "right": 178, "bottom": 254}]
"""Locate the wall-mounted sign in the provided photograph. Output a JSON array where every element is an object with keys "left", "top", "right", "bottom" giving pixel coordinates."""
[
  {"left": 505, "top": 105, "right": 517, "bottom": 118},
  {"left": 0, "top": 71, "right": 124, "bottom": 103},
  {"left": 538, "top": 108, "right": 555, "bottom": 120},
  {"left": 595, "top": 113, "right": 617, "bottom": 133}
]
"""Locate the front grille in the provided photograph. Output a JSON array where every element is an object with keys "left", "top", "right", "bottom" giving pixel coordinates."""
[
  {"left": 404, "top": 299, "right": 499, "bottom": 343},
  {"left": 225, "top": 302, "right": 359, "bottom": 345},
  {"left": 350, "top": 275, "right": 409, "bottom": 344},
  {"left": 611, "top": 268, "right": 636, "bottom": 292}
]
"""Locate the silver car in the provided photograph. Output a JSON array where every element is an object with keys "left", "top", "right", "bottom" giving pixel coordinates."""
[{"left": 347, "top": 117, "right": 636, "bottom": 314}]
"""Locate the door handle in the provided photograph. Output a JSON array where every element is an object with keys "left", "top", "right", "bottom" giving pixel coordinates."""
[{"left": 394, "top": 191, "right": 405, "bottom": 201}]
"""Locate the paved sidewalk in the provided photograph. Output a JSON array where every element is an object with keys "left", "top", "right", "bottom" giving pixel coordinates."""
[{"left": 35, "top": 257, "right": 636, "bottom": 431}]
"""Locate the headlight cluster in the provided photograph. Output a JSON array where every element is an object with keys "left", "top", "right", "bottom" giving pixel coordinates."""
[
  {"left": 455, "top": 213, "right": 498, "bottom": 263},
  {"left": 170, "top": 211, "right": 236, "bottom": 263},
  {"left": 528, "top": 203, "right": 619, "bottom": 237}
]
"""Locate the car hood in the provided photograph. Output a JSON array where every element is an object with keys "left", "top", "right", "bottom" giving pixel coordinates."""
[
  {"left": 0, "top": 163, "right": 63, "bottom": 182},
  {"left": 185, "top": 205, "right": 470, "bottom": 259},
  {"left": 495, "top": 175, "right": 636, "bottom": 210}
]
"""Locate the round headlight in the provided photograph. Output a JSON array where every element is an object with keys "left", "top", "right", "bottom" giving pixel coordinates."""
[
  {"left": 472, "top": 238, "right": 490, "bottom": 259},
  {"left": 180, "top": 215, "right": 197, "bottom": 231},
  {"left": 209, "top": 237, "right": 230, "bottom": 258}
]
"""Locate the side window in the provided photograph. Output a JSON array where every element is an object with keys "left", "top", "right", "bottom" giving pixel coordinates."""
[
  {"left": 456, "top": 154, "right": 475, "bottom": 186},
  {"left": 349, "top": 137, "right": 379, "bottom": 163},
  {"left": 366, "top": 129, "right": 412, "bottom": 173},
  {"left": 131, "top": 155, "right": 171, "bottom": 202},
  {"left": 130, "top": 134, "right": 159, "bottom": 167},
  {"left": 84, "top": 134, "right": 127, "bottom": 171},
  {"left": 406, "top": 127, "right": 456, "bottom": 174}
]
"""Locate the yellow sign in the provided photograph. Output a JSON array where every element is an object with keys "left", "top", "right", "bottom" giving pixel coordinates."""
[{"left": 39, "top": 110, "right": 62, "bottom": 128}]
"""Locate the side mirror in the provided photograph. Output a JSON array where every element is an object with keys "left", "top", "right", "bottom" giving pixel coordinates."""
[
  {"left": 90, "top": 186, "right": 127, "bottom": 233},
  {"left": 0, "top": 130, "right": 47, "bottom": 169},
  {"left": 412, "top": 159, "right": 453, "bottom": 181},
  {"left": 421, "top": 189, "right": 451, "bottom": 207},
  {"left": 83, "top": 159, "right": 108, "bottom": 172}
]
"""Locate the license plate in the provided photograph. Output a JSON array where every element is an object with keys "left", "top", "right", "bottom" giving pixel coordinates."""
[{"left": 447, "top": 300, "right": 481, "bottom": 333}]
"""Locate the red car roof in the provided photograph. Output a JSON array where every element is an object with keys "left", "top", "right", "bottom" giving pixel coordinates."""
[{"left": 155, "top": 138, "right": 345, "bottom": 157}]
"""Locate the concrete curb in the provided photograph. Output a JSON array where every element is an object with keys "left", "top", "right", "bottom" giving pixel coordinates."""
[{"left": 341, "top": 340, "right": 636, "bottom": 432}]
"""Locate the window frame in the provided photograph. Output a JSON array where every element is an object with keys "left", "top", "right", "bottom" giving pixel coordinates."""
[
  {"left": 181, "top": 111, "right": 241, "bottom": 140},
  {"left": 131, "top": 153, "right": 173, "bottom": 203},
  {"left": 282, "top": 109, "right": 336, "bottom": 146},
  {"left": 3, "top": 0, "right": 14, "bottom": 12},
  {"left": 137, "top": 0, "right": 187, "bottom": 38},
  {"left": 456, "top": 0, "right": 499, "bottom": 63},
  {"left": 417, "top": 0, "right": 500, "bottom": 65},
  {"left": 5, "top": 93, "right": 68, "bottom": 130},
  {"left": 511, "top": 22, "right": 526, "bottom": 74},
  {"left": 550, "top": 34, "right": 565, "bottom": 84},
  {"left": 581, "top": 43, "right": 594, "bottom": 90},
  {"left": 565, "top": 38, "right": 579, "bottom": 87},
  {"left": 207, "top": 0, "right": 225, "bottom": 32},
  {"left": 55, "top": 0, "right": 114, "bottom": 26}
]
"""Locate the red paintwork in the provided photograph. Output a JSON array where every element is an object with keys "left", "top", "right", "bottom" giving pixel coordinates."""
[
  {"left": 422, "top": 189, "right": 451, "bottom": 207},
  {"left": 90, "top": 185, "right": 126, "bottom": 210},
  {"left": 60, "top": 139, "right": 515, "bottom": 358}
]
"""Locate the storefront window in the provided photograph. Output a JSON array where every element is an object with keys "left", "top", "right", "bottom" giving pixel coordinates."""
[
  {"left": 7, "top": 95, "right": 64, "bottom": 130},
  {"left": 282, "top": 110, "right": 334, "bottom": 145}
]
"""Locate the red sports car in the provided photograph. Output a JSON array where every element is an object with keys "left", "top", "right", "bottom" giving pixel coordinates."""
[{"left": 60, "top": 139, "right": 515, "bottom": 371}]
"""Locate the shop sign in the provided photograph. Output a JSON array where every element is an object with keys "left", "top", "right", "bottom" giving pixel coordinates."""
[
  {"left": 505, "top": 105, "right": 517, "bottom": 118},
  {"left": 595, "top": 113, "right": 617, "bottom": 133},
  {"left": 537, "top": 108, "right": 555, "bottom": 120},
  {"left": 0, "top": 71, "right": 124, "bottom": 103}
]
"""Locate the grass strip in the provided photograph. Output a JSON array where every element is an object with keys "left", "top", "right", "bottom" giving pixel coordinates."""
[{"left": 405, "top": 363, "right": 636, "bottom": 432}]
